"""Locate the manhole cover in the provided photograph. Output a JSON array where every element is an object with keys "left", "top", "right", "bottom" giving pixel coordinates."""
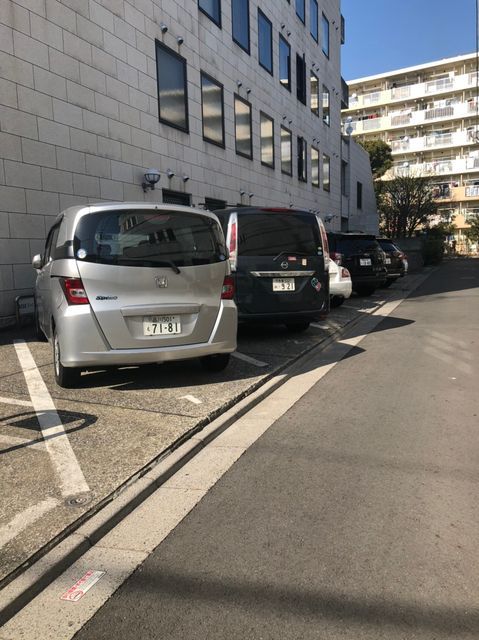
[{"left": 66, "top": 493, "right": 92, "bottom": 507}]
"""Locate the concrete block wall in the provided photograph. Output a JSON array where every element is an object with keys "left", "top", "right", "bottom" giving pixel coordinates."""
[{"left": 0, "top": 0, "right": 348, "bottom": 325}]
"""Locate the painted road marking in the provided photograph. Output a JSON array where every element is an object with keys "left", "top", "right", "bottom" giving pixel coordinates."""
[
  {"left": 13, "top": 340, "right": 90, "bottom": 499},
  {"left": 0, "top": 435, "right": 45, "bottom": 452},
  {"left": 180, "top": 395, "right": 202, "bottom": 405},
  {"left": 0, "top": 396, "right": 34, "bottom": 408},
  {"left": 311, "top": 323, "right": 330, "bottom": 330},
  {"left": 0, "top": 498, "right": 59, "bottom": 549},
  {"left": 60, "top": 570, "right": 106, "bottom": 602},
  {"left": 232, "top": 352, "right": 269, "bottom": 368}
]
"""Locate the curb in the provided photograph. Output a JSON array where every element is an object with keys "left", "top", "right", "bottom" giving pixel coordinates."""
[{"left": 0, "top": 270, "right": 434, "bottom": 626}]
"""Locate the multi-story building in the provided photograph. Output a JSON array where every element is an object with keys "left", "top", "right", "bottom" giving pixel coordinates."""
[
  {"left": 342, "top": 53, "right": 479, "bottom": 249},
  {"left": 0, "top": 0, "right": 377, "bottom": 327}
]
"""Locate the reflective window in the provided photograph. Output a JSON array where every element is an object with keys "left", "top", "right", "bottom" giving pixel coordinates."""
[
  {"left": 310, "top": 0, "right": 318, "bottom": 41},
  {"left": 258, "top": 9, "right": 273, "bottom": 74},
  {"left": 201, "top": 72, "right": 225, "bottom": 147},
  {"left": 323, "top": 153, "right": 330, "bottom": 191},
  {"left": 281, "top": 126, "right": 292, "bottom": 175},
  {"left": 357, "top": 181, "right": 363, "bottom": 209},
  {"left": 322, "top": 12, "right": 329, "bottom": 57},
  {"left": 311, "top": 147, "right": 319, "bottom": 187},
  {"left": 156, "top": 41, "right": 188, "bottom": 132},
  {"left": 234, "top": 95, "right": 252, "bottom": 158},
  {"left": 310, "top": 71, "right": 319, "bottom": 115},
  {"left": 236, "top": 212, "right": 321, "bottom": 256},
  {"left": 279, "top": 35, "right": 291, "bottom": 91},
  {"left": 296, "top": 53, "right": 306, "bottom": 104},
  {"left": 298, "top": 136, "right": 307, "bottom": 182},
  {"left": 322, "top": 85, "right": 330, "bottom": 125},
  {"left": 295, "top": 0, "right": 305, "bottom": 23},
  {"left": 198, "top": 0, "right": 221, "bottom": 26},
  {"left": 260, "top": 112, "right": 274, "bottom": 168},
  {"left": 232, "top": 0, "right": 250, "bottom": 53}
]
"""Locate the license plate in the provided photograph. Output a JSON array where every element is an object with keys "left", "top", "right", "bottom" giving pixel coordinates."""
[
  {"left": 143, "top": 315, "right": 181, "bottom": 335},
  {"left": 359, "top": 258, "right": 372, "bottom": 266},
  {"left": 272, "top": 278, "right": 295, "bottom": 291},
  {"left": 385, "top": 257, "right": 391, "bottom": 264}
]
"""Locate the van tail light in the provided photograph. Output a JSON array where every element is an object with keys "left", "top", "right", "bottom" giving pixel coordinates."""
[
  {"left": 221, "top": 275, "right": 235, "bottom": 300},
  {"left": 226, "top": 213, "right": 238, "bottom": 272},
  {"left": 330, "top": 251, "right": 343, "bottom": 266},
  {"left": 341, "top": 267, "right": 350, "bottom": 278},
  {"left": 59, "top": 277, "right": 89, "bottom": 305}
]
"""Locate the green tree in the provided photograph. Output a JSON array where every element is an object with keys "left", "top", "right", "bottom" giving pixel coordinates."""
[
  {"left": 465, "top": 215, "right": 479, "bottom": 243},
  {"left": 377, "top": 175, "right": 437, "bottom": 238},
  {"left": 358, "top": 139, "right": 393, "bottom": 179}
]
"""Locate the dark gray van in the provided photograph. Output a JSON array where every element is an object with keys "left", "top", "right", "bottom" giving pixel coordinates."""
[{"left": 214, "top": 207, "right": 330, "bottom": 332}]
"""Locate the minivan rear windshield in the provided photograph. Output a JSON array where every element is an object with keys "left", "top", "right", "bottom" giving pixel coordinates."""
[
  {"left": 332, "top": 236, "right": 380, "bottom": 254},
  {"left": 73, "top": 210, "right": 227, "bottom": 267},
  {"left": 234, "top": 212, "right": 321, "bottom": 256}
]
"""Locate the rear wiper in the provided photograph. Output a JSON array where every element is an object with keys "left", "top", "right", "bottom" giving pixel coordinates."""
[
  {"left": 162, "top": 260, "right": 181, "bottom": 274},
  {"left": 273, "top": 251, "right": 308, "bottom": 262}
]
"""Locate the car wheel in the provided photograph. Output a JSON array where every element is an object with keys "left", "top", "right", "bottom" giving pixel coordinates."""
[
  {"left": 53, "top": 330, "right": 81, "bottom": 388},
  {"left": 34, "top": 302, "right": 47, "bottom": 342},
  {"left": 354, "top": 286, "right": 376, "bottom": 296},
  {"left": 285, "top": 321, "right": 310, "bottom": 333},
  {"left": 200, "top": 353, "right": 230, "bottom": 372},
  {"left": 330, "top": 295, "right": 345, "bottom": 308}
]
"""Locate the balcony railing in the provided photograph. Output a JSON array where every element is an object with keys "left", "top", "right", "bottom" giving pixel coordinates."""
[
  {"left": 465, "top": 185, "right": 479, "bottom": 197},
  {"left": 425, "top": 78, "right": 454, "bottom": 93},
  {"left": 391, "top": 85, "right": 411, "bottom": 99},
  {"left": 388, "top": 130, "right": 477, "bottom": 154},
  {"left": 425, "top": 106, "right": 455, "bottom": 120},
  {"left": 425, "top": 132, "right": 453, "bottom": 147},
  {"left": 362, "top": 118, "right": 381, "bottom": 130},
  {"left": 389, "top": 157, "right": 479, "bottom": 178},
  {"left": 363, "top": 91, "right": 381, "bottom": 105}
]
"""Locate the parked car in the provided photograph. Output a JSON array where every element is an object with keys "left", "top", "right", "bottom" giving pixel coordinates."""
[
  {"left": 327, "top": 232, "right": 387, "bottom": 296},
  {"left": 33, "top": 203, "right": 237, "bottom": 387},
  {"left": 328, "top": 260, "right": 352, "bottom": 307},
  {"left": 377, "top": 238, "right": 407, "bottom": 287},
  {"left": 214, "top": 207, "right": 330, "bottom": 332}
]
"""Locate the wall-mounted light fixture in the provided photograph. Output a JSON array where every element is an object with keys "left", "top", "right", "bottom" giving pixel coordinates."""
[
  {"left": 281, "top": 23, "right": 285, "bottom": 29},
  {"left": 237, "top": 80, "right": 243, "bottom": 88},
  {"left": 287, "top": 30, "right": 291, "bottom": 36},
  {"left": 248, "top": 193, "right": 254, "bottom": 199},
  {"left": 142, "top": 168, "right": 161, "bottom": 192},
  {"left": 324, "top": 214, "right": 335, "bottom": 223},
  {"left": 176, "top": 35, "right": 184, "bottom": 45},
  {"left": 246, "top": 88, "right": 251, "bottom": 95},
  {"left": 160, "top": 23, "right": 168, "bottom": 33},
  {"left": 182, "top": 174, "right": 189, "bottom": 182},
  {"left": 166, "top": 169, "right": 175, "bottom": 179},
  {"left": 239, "top": 189, "right": 245, "bottom": 196},
  {"left": 288, "top": 119, "right": 292, "bottom": 125}
]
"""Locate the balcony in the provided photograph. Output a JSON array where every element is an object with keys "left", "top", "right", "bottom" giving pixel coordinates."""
[
  {"left": 389, "top": 129, "right": 478, "bottom": 154},
  {"left": 346, "top": 71, "right": 479, "bottom": 112},
  {"left": 388, "top": 156, "right": 479, "bottom": 178}
]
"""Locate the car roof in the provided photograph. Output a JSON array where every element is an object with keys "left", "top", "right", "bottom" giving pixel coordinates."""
[
  {"left": 214, "top": 206, "right": 314, "bottom": 216},
  {"left": 328, "top": 232, "right": 377, "bottom": 239}
]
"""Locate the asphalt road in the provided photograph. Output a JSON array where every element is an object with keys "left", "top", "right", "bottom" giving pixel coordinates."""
[{"left": 72, "top": 259, "right": 479, "bottom": 640}]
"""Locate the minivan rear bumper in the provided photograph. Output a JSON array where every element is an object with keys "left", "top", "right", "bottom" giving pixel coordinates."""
[{"left": 238, "top": 306, "right": 328, "bottom": 323}]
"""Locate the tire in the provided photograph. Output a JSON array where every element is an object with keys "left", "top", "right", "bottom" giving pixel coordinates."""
[
  {"left": 285, "top": 321, "right": 310, "bottom": 333},
  {"left": 354, "top": 286, "right": 376, "bottom": 296},
  {"left": 330, "top": 295, "right": 345, "bottom": 308},
  {"left": 200, "top": 353, "right": 230, "bottom": 372},
  {"left": 34, "top": 302, "right": 47, "bottom": 342},
  {"left": 53, "top": 330, "right": 81, "bottom": 388}
]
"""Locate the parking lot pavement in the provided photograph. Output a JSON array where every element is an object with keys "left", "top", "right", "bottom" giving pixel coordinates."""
[{"left": 0, "top": 286, "right": 396, "bottom": 588}]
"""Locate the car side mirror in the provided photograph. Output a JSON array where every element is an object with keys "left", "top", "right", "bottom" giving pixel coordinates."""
[{"left": 32, "top": 254, "right": 43, "bottom": 270}]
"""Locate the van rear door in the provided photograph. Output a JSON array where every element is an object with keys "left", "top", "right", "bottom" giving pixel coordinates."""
[
  {"left": 73, "top": 208, "right": 228, "bottom": 349},
  {"left": 233, "top": 210, "right": 328, "bottom": 316}
]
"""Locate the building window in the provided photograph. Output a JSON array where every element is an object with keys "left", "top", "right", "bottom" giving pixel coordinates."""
[
  {"left": 321, "top": 13, "right": 329, "bottom": 57},
  {"left": 296, "top": 53, "right": 306, "bottom": 104},
  {"left": 232, "top": 0, "right": 250, "bottom": 54},
  {"left": 323, "top": 153, "right": 330, "bottom": 191},
  {"left": 311, "top": 147, "right": 319, "bottom": 187},
  {"left": 310, "top": 0, "right": 318, "bottom": 41},
  {"left": 279, "top": 35, "right": 291, "bottom": 91},
  {"left": 322, "top": 85, "right": 330, "bottom": 125},
  {"left": 297, "top": 136, "right": 307, "bottom": 182},
  {"left": 234, "top": 94, "right": 252, "bottom": 159},
  {"left": 310, "top": 71, "right": 319, "bottom": 115},
  {"left": 281, "top": 126, "right": 292, "bottom": 175},
  {"left": 295, "top": 0, "right": 305, "bottom": 23},
  {"left": 341, "top": 160, "right": 348, "bottom": 196},
  {"left": 198, "top": 0, "right": 221, "bottom": 27},
  {"left": 258, "top": 9, "right": 273, "bottom": 74},
  {"left": 204, "top": 197, "right": 227, "bottom": 210},
  {"left": 260, "top": 112, "right": 274, "bottom": 168},
  {"left": 201, "top": 72, "right": 225, "bottom": 147},
  {"left": 357, "top": 181, "right": 363, "bottom": 209},
  {"left": 156, "top": 41, "right": 188, "bottom": 132},
  {"left": 162, "top": 189, "right": 192, "bottom": 206}
]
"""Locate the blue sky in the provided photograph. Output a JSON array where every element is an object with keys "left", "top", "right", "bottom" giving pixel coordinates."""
[{"left": 341, "top": 0, "right": 477, "bottom": 80}]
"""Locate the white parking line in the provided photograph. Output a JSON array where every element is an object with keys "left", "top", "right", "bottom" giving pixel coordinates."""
[
  {"left": 311, "top": 323, "right": 330, "bottom": 330},
  {"left": 180, "top": 395, "right": 202, "bottom": 405},
  {"left": 231, "top": 352, "right": 269, "bottom": 368},
  {"left": 0, "top": 396, "right": 33, "bottom": 408},
  {"left": 0, "top": 498, "right": 59, "bottom": 549},
  {"left": 13, "top": 340, "right": 90, "bottom": 499}
]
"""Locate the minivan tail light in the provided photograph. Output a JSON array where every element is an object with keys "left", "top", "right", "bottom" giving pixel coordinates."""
[
  {"left": 221, "top": 275, "right": 235, "bottom": 300},
  {"left": 330, "top": 251, "right": 343, "bottom": 266},
  {"left": 226, "top": 213, "right": 238, "bottom": 272},
  {"left": 59, "top": 277, "right": 89, "bottom": 305}
]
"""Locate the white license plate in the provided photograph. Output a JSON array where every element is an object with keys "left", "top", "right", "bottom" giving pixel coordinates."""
[
  {"left": 385, "top": 257, "right": 391, "bottom": 264},
  {"left": 359, "top": 258, "right": 372, "bottom": 266},
  {"left": 272, "top": 278, "right": 295, "bottom": 292},
  {"left": 143, "top": 315, "right": 181, "bottom": 335}
]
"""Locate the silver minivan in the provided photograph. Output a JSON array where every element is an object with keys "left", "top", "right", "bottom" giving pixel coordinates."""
[{"left": 33, "top": 203, "right": 237, "bottom": 387}]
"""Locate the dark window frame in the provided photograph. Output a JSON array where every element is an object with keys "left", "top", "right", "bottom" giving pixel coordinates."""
[
  {"left": 296, "top": 53, "right": 306, "bottom": 105},
  {"left": 279, "top": 34, "right": 291, "bottom": 91},
  {"left": 321, "top": 12, "right": 330, "bottom": 58},
  {"left": 323, "top": 153, "right": 330, "bottom": 191},
  {"left": 258, "top": 9, "right": 273, "bottom": 75},
  {"left": 322, "top": 84, "right": 330, "bottom": 126},
  {"left": 232, "top": 0, "right": 250, "bottom": 54},
  {"left": 155, "top": 39, "right": 189, "bottom": 133},
  {"left": 198, "top": 0, "right": 221, "bottom": 27},
  {"left": 200, "top": 71, "right": 225, "bottom": 148},
  {"left": 310, "top": 0, "right": 318, "bottom": 41},
  {"left": 162, "top": 189, "right": 192, "bottom": 206},
  {"left": 311, "top": 146, "right": 320, "bottom": 187},
  {"left": 280, "top": 125, "right": 293, "bottom": 176},
  {"left": 234, "top": 93, "right": 253, "bottom": 160},
  {"left": 260, "top": 111, "right": 275, "bottom": 169},
  {"left": 297, "top": 136, "right": 307, "bottom": 182},
  {"left": 310, "top": 69, "right": 319, "bottom": 116},
  {"left": 357, "top": 181, "right": 363, "bottom": 209}
]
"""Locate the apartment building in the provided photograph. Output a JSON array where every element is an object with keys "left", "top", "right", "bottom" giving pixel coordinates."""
[{"left": 342, "top": 53, "right": 479, "bottom": 249}]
